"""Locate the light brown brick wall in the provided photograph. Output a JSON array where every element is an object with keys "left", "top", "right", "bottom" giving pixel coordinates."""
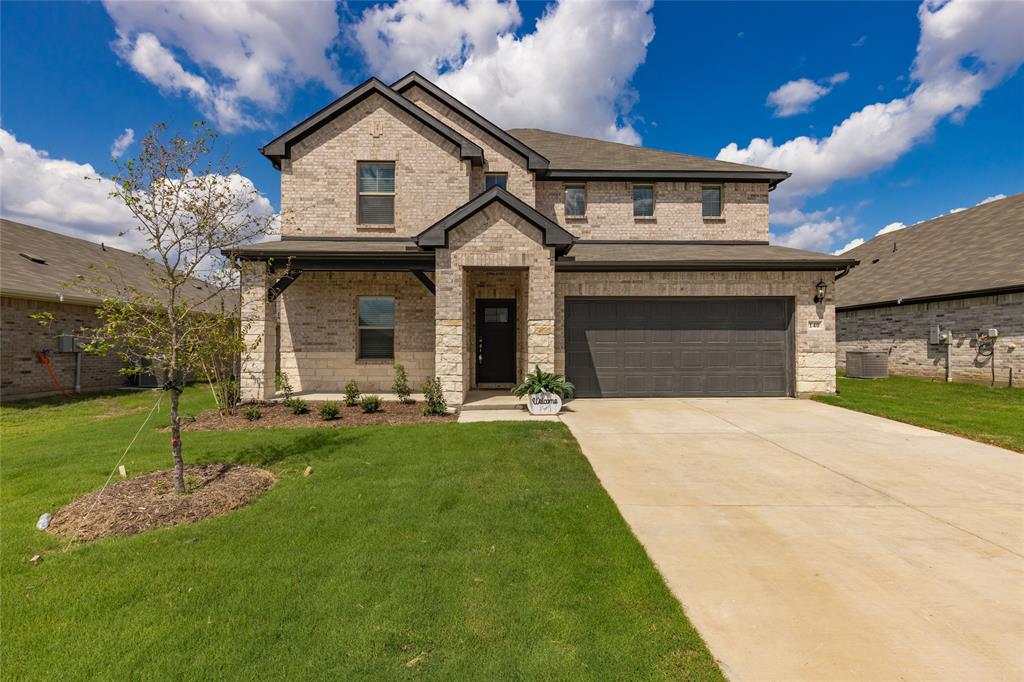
[
  {"left": 278, "top": 271, "right": 435, "bottom": 393},
  {"left": 403, "top": 85, "right": 536, "bottom": 206},
  {"left": 1, "top": 296, "right": 126, "bottom": 401},
  {"left": 281, "top": 92, "right": 472, "bottom": 238},
  {"left": 837, "top": 292, "right": 1023, "bottom": 387},
  {"left": 536, "top": 181, "right": 770, "bottom": 241},
  {"left": 554, "top": 270, "right": 837, "bottom": 396}
]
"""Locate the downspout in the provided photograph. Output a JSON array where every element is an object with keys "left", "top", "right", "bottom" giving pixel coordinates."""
[
  {"left": 946, "top": 338, "right": 953, "bottom": 383},
  {"left": 75, "top": 350, "right": 82, "bottom": 393}
]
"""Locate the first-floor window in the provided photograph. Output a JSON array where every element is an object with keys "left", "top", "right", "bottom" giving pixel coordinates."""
[
  {"left": 702, "top": 185, "right": 722, "bottom": 217},
  {"left": 358, "top": 296, "right": 395, "bottom": 359},
  {"left": 358, "top": 162, "right": 395, "bottom": 224}
]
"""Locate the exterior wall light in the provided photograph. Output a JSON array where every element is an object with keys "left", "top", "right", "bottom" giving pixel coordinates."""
[{"left": 814, "top": 280, "right": 827, "bottom": 303}]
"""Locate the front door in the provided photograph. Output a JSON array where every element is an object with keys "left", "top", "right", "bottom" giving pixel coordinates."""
[{"left": 476, "top": 299, "right": 516, "bottom": 384}]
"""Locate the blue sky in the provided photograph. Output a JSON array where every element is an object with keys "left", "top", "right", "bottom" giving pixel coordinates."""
[{"left": 1, "top": 0, "right": 1021, "bottom": 253}]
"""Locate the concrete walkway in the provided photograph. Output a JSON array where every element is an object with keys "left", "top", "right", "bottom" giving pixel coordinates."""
[{"left": 560, "top": 398, "right": 1024, "bottom": 681}]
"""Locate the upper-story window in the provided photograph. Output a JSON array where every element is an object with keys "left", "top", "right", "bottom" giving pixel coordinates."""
[
  {"left": 357, "top": 162, "right": 395, "bottom": 224},
  {"left": 485, "top": 173, "right": 508, "bottom": 191},
  {"left": 564, "top": 183, "right": 587, "bottom": 218},
  {"left": 633, "top": 184, "right": 654, "bottom": 218},
  {"left": 358, "top": 296, "right": 395, "bottom": 359},
  {"left": 701, "top": 185, "right": 722, "bottom": 218}
]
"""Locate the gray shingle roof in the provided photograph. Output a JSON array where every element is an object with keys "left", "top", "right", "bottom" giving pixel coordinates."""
[
  {"left": 507, "top": 128, "right": 788, "bottom": 180},
  {"left": 835, "top": 193, "right": 1024, "bottom": 310},
  {"left": 1, "top": 219, "right": 232, "bottom": 311},
  {"left": 560, "top": 242, "right": 856, "bottom": 270}
]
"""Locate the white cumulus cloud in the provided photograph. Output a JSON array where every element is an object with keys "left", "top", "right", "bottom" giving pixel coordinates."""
[
  {"left": 766, "top": 72, "right": 849, "bottom": 117},
  {"left": 833, "top": 237, "right": 864, "bottom": 255},
  {"left": 354, "top": 0, "right": 655, "bottom": 144},
  {"left": 876, "top": 221, "right": 907, "bottom": 235},
  {"left": 104, "top": 1, "right": 345, "bottom": 131},
  {"left": 772, "top": 217, "right": 847, "bottom": 251},
  {"left": 977, "top": 193, "right": 1007, "bottom": 205},
  {"left": 722, "top": 0, "right": 1024, "bottom": 250},
  {"left": 110, "top": 128, "right": 135, "bottom": 159}
]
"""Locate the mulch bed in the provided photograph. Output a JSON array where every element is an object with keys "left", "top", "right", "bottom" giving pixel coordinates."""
[
  {"left": 46, "top": 464, "right": 275, "bottom": 542},
  {"left": 180, "top": 401, "right": 454, "bottom": 431}
]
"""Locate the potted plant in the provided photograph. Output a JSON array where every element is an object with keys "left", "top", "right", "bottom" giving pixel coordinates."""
[{"left": 511, "top": 366, "right": 575, "bottom": 415}]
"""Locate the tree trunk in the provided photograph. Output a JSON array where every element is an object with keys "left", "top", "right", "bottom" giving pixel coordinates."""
[{"left": 169, "top": 381, "right": 186, "bottom": 493}]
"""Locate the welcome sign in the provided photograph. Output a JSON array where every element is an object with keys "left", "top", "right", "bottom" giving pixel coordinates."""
[{"left": 527, "top": 390, "right": 563, "bottom": 415}]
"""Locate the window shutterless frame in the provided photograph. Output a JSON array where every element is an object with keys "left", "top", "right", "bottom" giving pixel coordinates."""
[
  {"left": 701, "top": 184, "right": 723, "bottom": 218},
  {"left": 632, "top": 183, "right": 655, "bottom": 218},
  {"left": 564, "top": 183, "right": 587, "bottom": 218},
  {"left": 484, "top": 172, "right": 508, "bottom": 191},
  {"left": 357, "top": 296, "right": 395, "bottom": 360},
  {"left": 357, "top": 162, "right": 396, "bottom": 225}
]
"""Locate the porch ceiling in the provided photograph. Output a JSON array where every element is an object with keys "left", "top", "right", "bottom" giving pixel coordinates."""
[{"left": 224, "top": 237, "right": 435, "bottom": 271}]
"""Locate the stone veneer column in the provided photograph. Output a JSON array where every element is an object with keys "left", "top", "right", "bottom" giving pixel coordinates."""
[
  {"left": 526, "top": 254, "right": 556, "bottom": 374},
  {"left": 240, "top": 260, "right": 277, "bottom": 402},
  {"left": 434, "top": 249, "right": 466, "bottom": 406}
]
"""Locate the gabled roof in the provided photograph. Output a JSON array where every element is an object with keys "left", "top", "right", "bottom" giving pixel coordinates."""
[
  {"left": 416, "top": 186, "right": 575, "bottom": 253},
  {"left": 0, "top": 219, "right": 230, "bottom": 310},
  {"left": 392, "top": 72, "right": 549, "bottom": 171},
  {"left": 508, "top": 128, "right": 790, "bottom": 187},
  {"left": 260, "top": 77, "right": 484, "bottom": 169},
  {"left": 835, "top": 193, "right": 1024, "bottom": 310}
]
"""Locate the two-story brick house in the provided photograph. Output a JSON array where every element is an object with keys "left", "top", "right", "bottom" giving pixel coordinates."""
[{"left": 230, "top": 73, "right": 856, "bottom": 406}]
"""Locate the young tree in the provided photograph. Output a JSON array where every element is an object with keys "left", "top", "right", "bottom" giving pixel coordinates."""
[{"left": 83, "top": 122, "right": 274, "bottom": 493}]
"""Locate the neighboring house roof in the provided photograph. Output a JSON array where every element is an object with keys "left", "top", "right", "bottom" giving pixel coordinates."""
[
  {"left": 260, "top": 77, "right": 485, "bottom": 169},
  {"left": 507, "top": 128, "right": 790, "bottom": 187},
  {"left": 391, "top": 72, "right": 550, "bottom": 171},
  {"left": 835, "top": 193, "right": 1024, "bottom": 311},
  {"left": 416, "top": 186, "right": 576, "bottom": 253},
  {"left": 560, "top": 242, "right": 857, "bottom": 271},
  {"left": 0, "top": 219, "right": 231, "bottom": 311}
]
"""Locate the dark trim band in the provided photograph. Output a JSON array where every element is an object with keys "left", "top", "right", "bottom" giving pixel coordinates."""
[{"left": 837, "top": 285, "right": 1024, "bottom": 312}]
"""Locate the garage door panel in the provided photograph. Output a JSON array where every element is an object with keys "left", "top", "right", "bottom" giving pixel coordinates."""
[{"left": 566, "top": 298, "right": 791, "bottom": 397}]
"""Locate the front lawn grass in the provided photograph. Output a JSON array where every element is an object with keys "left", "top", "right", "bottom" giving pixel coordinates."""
[
  {"left": 815, "top": 375, "right": 1024, "bottom": 452},
  {"left": 1, "top": 388, "right": 722, "bottom": 680}
]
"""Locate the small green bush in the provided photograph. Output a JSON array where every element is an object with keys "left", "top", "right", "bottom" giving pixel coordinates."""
[
  {"left": 421, "top": 377, "right": 448, "bottom": 416},
  {"left": 275, "top": 371, "right": 293, "bottom": 398},
  {"left": 319, "top": 402, "right": 340, "bottom": 421},
  {"left": 243, "top": 406, "right": 262, "bottom": 421},
  {"left": 359, "top": 395, "right": 382, "bottom": 413},
  {"left": 285, "top": 397, "right": 309, "bottom": 415},
  {"left": 392, "top": 363, "right": 413, "bottom": 403},
  {"left": 343, "top": 380, "right": 360, "bottom": 407}
]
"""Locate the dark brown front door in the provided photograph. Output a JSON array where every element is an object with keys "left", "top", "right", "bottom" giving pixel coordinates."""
[
  {"left": 565, "top": 298, "right": 793, "bottom": 397},
  {"left": 476, "top": 299, "right": 516, "bottom": 384}
]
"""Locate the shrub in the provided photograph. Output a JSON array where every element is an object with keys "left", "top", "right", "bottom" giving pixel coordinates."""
[
  {"left": 215, "top": 378, "right": 240, "bottom": 413},
  {"left": 512, "top": 366, "right": 576, "bottom": 399},
  {"left": 319, "top": 402, "right": 340, "bottom": 421},
  {"left": 275, "top": 370, "right": 293, "bottom": 398},
  {"left": 285, "top": 397, "right": 309, "bottom": 415},
  {"left": 359, "top": 395, "right": 382, "bottom": 413},
  {"left": 343, "top": 380, "right": 360, "bottom": 407},
  {"left": 243, "top": 406, "right": 262, "bottom": 421},
  {"left": 392, "top": 363, "right": 413, "bottom": 403},
  {"left": 421, "top": 376, "right": 448, "bottom": 416}
]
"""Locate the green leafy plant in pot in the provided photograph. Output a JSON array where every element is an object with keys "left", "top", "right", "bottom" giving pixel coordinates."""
[{"left": 511, "top": 366, "right": 575, "bottom": 415}]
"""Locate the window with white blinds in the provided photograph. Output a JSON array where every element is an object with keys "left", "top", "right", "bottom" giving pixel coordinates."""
[
  {"left": 358, "top": 296, "right": 395, "bottom": 359},
  {"left": 358, "top": 162, "right": 395, "bottom": 224}
]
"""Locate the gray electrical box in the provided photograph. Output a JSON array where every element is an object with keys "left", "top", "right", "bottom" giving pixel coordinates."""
[
  {"left": 929, "top": 326, "right": 950, "bottom": 345},
  {"left": 987, "top": 328, "right": 999, "bottom": 338},
  {"left": 56, "top": 334, "right": 87, "bottom": 353}
]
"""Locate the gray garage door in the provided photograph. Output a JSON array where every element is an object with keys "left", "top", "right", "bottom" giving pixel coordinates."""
[{"left": 565, "top": 298, "right": 792, "bottom": 397}]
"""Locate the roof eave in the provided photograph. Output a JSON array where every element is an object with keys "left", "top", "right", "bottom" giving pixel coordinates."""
[
  {"left": 539, "top": 169, "right": 791, "bottom": 187},
  {"left": 556, "top": 258, "right": 857, "bottom": 272}
]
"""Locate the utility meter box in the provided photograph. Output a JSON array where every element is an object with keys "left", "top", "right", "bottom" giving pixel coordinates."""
[
  {"left": 987, "top": 328, "right": 999, "bottom": 338},
  {"left": 929, "top": 326, "right": 950, "bottom": 345},
  {"left": 56, "top": 334, "right": 86, "bottom": 353}
]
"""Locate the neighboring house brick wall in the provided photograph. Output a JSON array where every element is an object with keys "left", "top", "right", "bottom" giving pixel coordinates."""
[
  {"left": 280, "top": 92, "right": 471, "bottom": 238},
  {"left": 836, "top": 291, "right": 1023, "bottom": 387},
  {"left": 1, "top": 296, "right": 125, "bottom": 401},
  {"left": 554, "top": 270, "right": 836, "bottom": 396},
  {"left": 403, "top": 85, "right": 537, "bottom": 207},
  {"left": 278, "top": 271, "right": 435, "bottom": 393},
  {"left": 535, "top": 181, "right": 769, "bottom": 241}
]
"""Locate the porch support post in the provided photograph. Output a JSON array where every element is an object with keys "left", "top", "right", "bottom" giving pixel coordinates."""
[
  {"left": 434, "top": 249, "right": 465, "bottom": 406},
  {"left": 526, "top": 251, "right": 556, "bottom": 375},
  {"left": 240, "top": 260, "right": 278, "bottom": 402}
]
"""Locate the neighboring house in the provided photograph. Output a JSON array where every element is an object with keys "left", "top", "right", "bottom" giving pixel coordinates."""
[
  {"left": 835, "top": 193, "right": 1023, "bottom": 387},
  {"left": 0, "top": 220, "right": 227, "bottom": 401},
  {"left": 230, "top": 73, "right": 855, "bottom": 406}
]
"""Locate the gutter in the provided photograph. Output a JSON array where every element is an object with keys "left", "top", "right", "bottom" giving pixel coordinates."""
[{"left": 837, "top": 284, "right": 1024, "bottom": 312}]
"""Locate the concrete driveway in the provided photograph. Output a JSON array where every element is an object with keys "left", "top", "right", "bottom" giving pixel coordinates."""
[{"left": 560, "top": 398, "right": 1024, "bottom": 681}]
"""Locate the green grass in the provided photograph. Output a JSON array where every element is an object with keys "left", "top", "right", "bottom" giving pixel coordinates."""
[
  {"left": 815, "top": 375, "right": 1024, "bottom": 452},
  {"left": 1, "top": 388, "right": 721, "bottom": 680}
]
